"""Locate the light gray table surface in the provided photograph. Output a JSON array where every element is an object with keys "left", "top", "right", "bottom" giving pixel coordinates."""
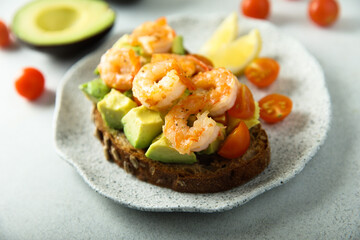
[{"left": 1, "top": 0, "right": 359, "bottom": 239}]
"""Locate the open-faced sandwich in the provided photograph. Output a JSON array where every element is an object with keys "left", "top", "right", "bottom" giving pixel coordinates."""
[{"left": 79, "top": 17, "right": 270, "bottom": 193}]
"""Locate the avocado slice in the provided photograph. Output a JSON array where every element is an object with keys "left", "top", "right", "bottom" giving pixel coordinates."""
[
  {"left": 11, "top": 0, "right": 115, "bottom": 55},
  {"left": 146, "top": 134, "right": 197, "bottom": 164},
  {"left": 121, "top": 106, "right": 164, "bottom": 149},
  {"left": 79, "top": 78, "right": 110, "bottom": 103},
  {"left": 171, "top": 35, "right": 186, "bottom": 55},
  {"left": 97, "top": 89, "right": 137, "bottom": 130},
  {"left": 145, "top": 134, "right": 197, "bottom": 164}
]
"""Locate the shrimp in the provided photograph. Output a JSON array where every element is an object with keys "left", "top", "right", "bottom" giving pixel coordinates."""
[
  {"left": 97, "top": 47, "right": 141, "bottom": 92},
  {"left": 191, "top": 67, "right": 238, "bottom": 116},
  {"left": 132, "top": 59, "right": 193, "bottom": 111},
  {"left": 163, "top": 94, "right": 221, "bottom": 154},
  {"left": 129, "top": 17, "right": 176, "bottom": 55},
  {"left": 151, "top": 53, "right": 212, "bottom": 77}
]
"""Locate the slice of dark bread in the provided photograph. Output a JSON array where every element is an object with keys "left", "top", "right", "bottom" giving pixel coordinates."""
[{"left": 93, "top": 107, "right": 270, "bottom": 193}]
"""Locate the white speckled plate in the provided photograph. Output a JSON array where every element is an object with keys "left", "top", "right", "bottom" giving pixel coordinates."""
[{"left": 54, "top": 14, "right": 331, "bottom": 212}]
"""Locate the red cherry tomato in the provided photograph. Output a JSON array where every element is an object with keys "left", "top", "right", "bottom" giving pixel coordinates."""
[
  {"left": 218, "top": 121, "right": 250, "bottom": 159},
  {"left": 308, "top": 0, "right": 339, "bottom": 27},
  {"left": 227, "top": 83, "right": 255, "bottom": 119},
  {"left": 0, "top": 20, "right": 11, "bottom": 47},
  {"left": 241, "top": 0, "right": 270, "bottom": 19},
  {"left": 245, "top": 58, "right": 280, "bottom": 88},
  {"left": 15, "top": 67, "right": 45, "bottom": 101},
  {"left": 259, "top": 94, "right": 292, "bottom": 123}
]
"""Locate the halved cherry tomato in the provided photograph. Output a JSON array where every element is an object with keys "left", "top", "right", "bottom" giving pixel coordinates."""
[
  {"left": 241, "top": 0, "right": 270, "bottom": 19},
  {"left": 259, "top": 94, "right": 292, "bottom": 123},
  {"left": 218, "top": 121, "right": 250, "bottom": 159},
  {"left": 245, "top": 58, "right": 280, "bottom": 88},
  {"left": 0, "top": 20, "right": 11, "bottom": 47},
  {"left": 15, "top": 67, "right": 45, "bottom": 101},
  {"left": 227, "top": 83, "right": 255, "bottom": 119},
  {"left": 308, "top": 0, "right": 339, "bottom": 27}
]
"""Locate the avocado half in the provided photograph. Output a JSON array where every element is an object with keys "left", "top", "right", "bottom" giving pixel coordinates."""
[{"left": 11, "top": 0, "right": 116, "bottom": 55}]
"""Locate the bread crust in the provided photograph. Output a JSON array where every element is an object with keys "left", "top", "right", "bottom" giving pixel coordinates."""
[{"left": 93, "top": 107, "right": 270, "bottom": 193}]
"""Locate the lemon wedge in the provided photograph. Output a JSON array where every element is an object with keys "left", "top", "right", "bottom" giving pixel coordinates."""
[
  {"left": 198, "top": 12, "right": 238, "bottom": 56},
  {"left": 208, "top": 29, "right": 262, "bottom": 75}
]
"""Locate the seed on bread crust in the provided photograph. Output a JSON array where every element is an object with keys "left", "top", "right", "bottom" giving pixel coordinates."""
[
  {"left": 129, "top": 155, "right": 139, "bottom": 169},
  {"left": 124, "top": 161, "right": 133, "bottom": 174},
  {"left": 177, "top": 180, "right": 186, "bottom": 187},
  {"left": 110, "top": 146, "right": 121, "bottom": 162},
  {"left": 103, "top": 146, "right": 111, "bottom": 161},
  {"left": 150, "top": 166, "right": 156, "bottom": 176},
  {"left": 103, "top": 134, "right": 111, "bottom": 149}
]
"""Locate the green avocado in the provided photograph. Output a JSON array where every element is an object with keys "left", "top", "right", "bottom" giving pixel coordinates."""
[
  {"left": 93, "top": 68, "right": 100, "bottom": 76},
  {"left": 97, "top": 89, "right": 137, "bottom": 130},
  {"left": 79, "top": 78, "right": 110, "bottom": 103},
  {"left": 171, "top": 35, "right": 185, "bottom": 55},
  {"left": 113, "top": 34, "right": 145, "bottom": 56},
  {"left": 11, "top": 0, "right": 115, "bottom": 54},
  {"left": 199, "top": 123, "right": 226, "bottom": 155},
  {"left": 123, "top": 89, "right": 133, "bottom": 99},
  {"left": 121, "top": 106, "right": 164, "bottom": 149},
  {"left": 145, "top": 134, "right": 197, "bottom": 164}
]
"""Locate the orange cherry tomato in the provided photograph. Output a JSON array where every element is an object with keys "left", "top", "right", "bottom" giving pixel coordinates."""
[
  {"left": 218, "top": 121, "right": 250, "bottom": 159},
  {"left": 15, "top": 67, "right": 45, "bottom": 101},
  {"left": 241, "top": 0, "right": 270, "bottom": 19},
  {"left": 308, "top": 0, "right": 339, "bottom": 27},
  {"left": 227, "top": 83, "right": 255, "bottom": 119},
  {"left": 259, "top": 94, "right": 292, "bottom": 123},
  {"left": 245, "top": 58, "right": 280, "bottom": 88},
  {"left": 0, "top": 20, "right": 11, "bottom": 47}
]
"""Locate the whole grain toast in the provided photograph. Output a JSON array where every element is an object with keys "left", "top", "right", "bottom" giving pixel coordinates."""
[{"left": 93, "top": 107, "right": 270, "bottom": 193}]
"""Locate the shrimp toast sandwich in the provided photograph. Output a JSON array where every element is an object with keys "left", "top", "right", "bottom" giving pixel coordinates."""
[{"left": 79, "top": 17, "right": 270, "bottom": 193}]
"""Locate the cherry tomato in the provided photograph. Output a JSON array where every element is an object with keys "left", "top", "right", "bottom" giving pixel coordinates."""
[
  {"left": 259, "top": 94, "right": 292, "bottom": 123},
  {"left": 15, "top": 67, "right": 45, "bottom": 101},
  {"left": 218, "top": 121, "right": 250, "bottom": 159},
  {"left": 245, "top": 58, "right": 280, "bottom": 88},
  {"left": 308, "top": 0, "right": 339, "bottom": 27},
  {"left": 227, "top": 83, "right": 255, "bottom": 119},
  {"left": 0, "top": 20, "right": 11, "bottom": 47},
  {"left": 241, "top": 0, "right": 270, "bottom": 19}
]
